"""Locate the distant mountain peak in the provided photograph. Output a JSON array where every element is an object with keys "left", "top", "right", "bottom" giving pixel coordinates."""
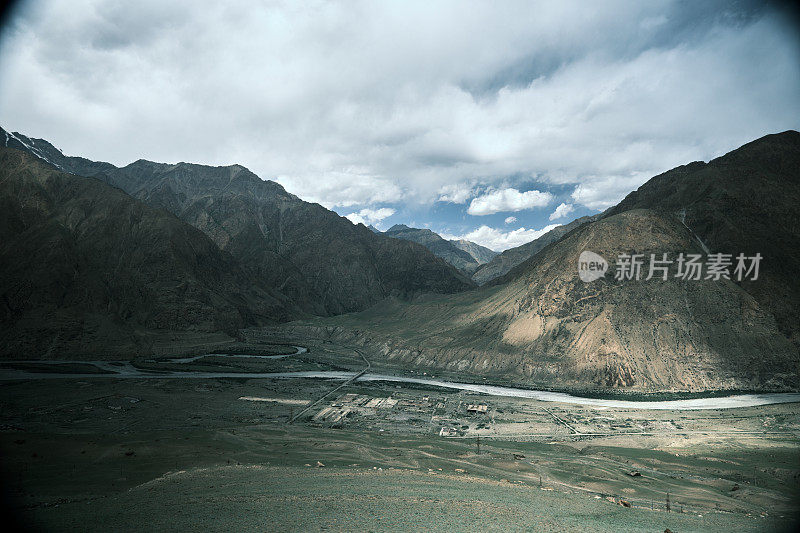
[
  {"left": 386, "top": 224, "right": 411, "bottom": 232},
  {"left": 2, "top": 126, "right": 66, "bottom": 170},
  {"left": 382, "top": 224, "right": 498, "bottom": 274},
  {"left": 449, "top": 239, "right": 499, "bottom": 265}
]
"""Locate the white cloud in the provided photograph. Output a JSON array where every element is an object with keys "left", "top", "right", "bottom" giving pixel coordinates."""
[
  {"left": 504, "top": 216, "right": 517, "bottom": 224},
  {"left": 437, "top": 182, "right": 474, "bottom": 204},
  {"left": 467, "top": 188, "right": 553, "bottom": 216},
  {"left": 570, "top": 173, "right": 651, "bottom": 210},
  {"left": 446, "top": 224, "right": 561, "bottom": 252},
  {"left": 549, "top": 202, "right": 575, "bottom": 221},
  {"left": 345, "top": 207, "right": 395, "bottom": 226},
  {"left": 277, "top": 172, "right": 403, "bottom": 209}
]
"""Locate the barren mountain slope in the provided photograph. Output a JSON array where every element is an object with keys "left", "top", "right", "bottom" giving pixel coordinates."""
[
  {"left": 305, "top": 209, "right": 798, "bottom": 391},
  {"left": 604, "top": 130, "right": 800, "bottom": 346}
]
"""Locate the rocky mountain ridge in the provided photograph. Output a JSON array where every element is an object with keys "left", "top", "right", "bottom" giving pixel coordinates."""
[{"left": 1, "top": 127, "right": 474, "bottom": 319}]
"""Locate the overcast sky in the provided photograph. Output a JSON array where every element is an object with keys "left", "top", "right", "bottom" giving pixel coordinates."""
[{"left": 1, "top": 0, "right": 799, "bottom": 250}]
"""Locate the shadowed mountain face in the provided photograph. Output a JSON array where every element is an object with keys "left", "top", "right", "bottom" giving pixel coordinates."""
[
  {"left": 604, "top": 130, "right": 800, "bottom": 347},
  {"left": 472, "top": 215, "right": 598, "bottom": 285},
  {"left": 0, "top": 147, "right": 296, "bottom": 358},
  {"left": 384, "top": 224, "right": 496, "bottom": 274},
  {"left": 1, "top": 128, "right": 474, "bottom": 317}
]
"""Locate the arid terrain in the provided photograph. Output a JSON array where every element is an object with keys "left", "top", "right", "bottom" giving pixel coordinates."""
[{"left": 2, "top": 337, "right": 798, "bottom": 532}]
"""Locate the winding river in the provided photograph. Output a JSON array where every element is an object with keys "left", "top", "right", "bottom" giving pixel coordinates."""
[{"left": 1, "top": 347, "right": 798, "bottom": 411}]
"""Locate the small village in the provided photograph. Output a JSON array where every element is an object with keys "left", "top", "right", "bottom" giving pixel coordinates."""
[{"left": 289, "top": 386, "right": 699, "bottom": 443}]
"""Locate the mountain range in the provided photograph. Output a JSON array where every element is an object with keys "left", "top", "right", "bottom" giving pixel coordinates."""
[
  {"left": 0, "top": 147, "right": 295, "bottom": 356},
  {"left": 0, "top": 127, "right": 473, "bottom": 356},
  {"left": 602, "top": 131, "right": 800, "bottom": 347},
  {"left": 2, "top": 127, "right": 798, "bottom": 391}
]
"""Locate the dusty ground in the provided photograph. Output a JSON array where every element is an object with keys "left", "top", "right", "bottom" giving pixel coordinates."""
[{"left": 1, "top": 340, "right": 799, "bottom": 531}]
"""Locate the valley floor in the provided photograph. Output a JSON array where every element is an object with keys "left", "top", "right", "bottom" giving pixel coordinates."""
[{"left": 1, "top": 338, "right": 798, "bottom": 532}]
